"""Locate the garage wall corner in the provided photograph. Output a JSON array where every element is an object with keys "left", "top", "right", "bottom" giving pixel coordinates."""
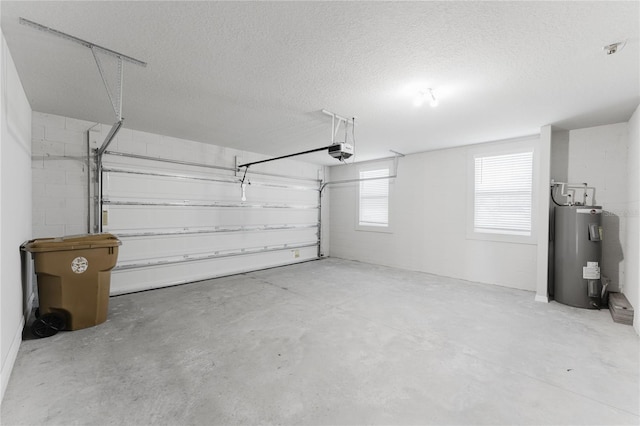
[{"left": 1, "top": 32, "right": 33, "bottom": 403}]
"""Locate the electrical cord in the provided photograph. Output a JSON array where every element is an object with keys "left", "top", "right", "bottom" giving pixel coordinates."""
[{"left": 550, "top": 185, "right": 564, "bottom": 206}]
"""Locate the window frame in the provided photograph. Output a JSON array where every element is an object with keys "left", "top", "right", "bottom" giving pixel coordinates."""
[
  {"left": 466, "top": 137, "right": 538, "bottom": 245},
  {"left": 356, "top": 165, "right": 393, "bottom": 233}
]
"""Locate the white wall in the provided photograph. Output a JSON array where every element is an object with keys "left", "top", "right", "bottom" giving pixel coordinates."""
[
  {"left": 625, "top": 105, "right": 639, "bottom": 334},
  {"left": 1, "top": 33, "right": 32, "bottom": 402},
  {"left": 566, "top": 123, "right": 628, "bottom": 292},
  {"left": 329, "top": 137, "right": 541, "bottom": 292}
]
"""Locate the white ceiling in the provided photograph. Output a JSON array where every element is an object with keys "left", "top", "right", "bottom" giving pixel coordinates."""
[{"left": 1, "top": 1, "right": 638, "bottom": 164}]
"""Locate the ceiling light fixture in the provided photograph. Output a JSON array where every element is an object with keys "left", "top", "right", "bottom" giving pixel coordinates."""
[
  {"left": 427, "top": 88, "right": 438, "bottom": 107},
  {"left": 413, "top": 88, "right": 438, "bottom": 108}
]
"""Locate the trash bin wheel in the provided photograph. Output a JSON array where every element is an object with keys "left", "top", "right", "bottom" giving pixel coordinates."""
[{"left": 31, "top": 313, "right": 66, "bottom": 338}]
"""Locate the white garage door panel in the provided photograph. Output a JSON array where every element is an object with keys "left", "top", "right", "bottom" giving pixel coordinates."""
[
  {"left": 102, "top": 153, "right": 319, "bottom": 182},
  {"left": 110, "top": 246, "right": 318, "bottom": 295},
  {"left": 117, "top": 228, "right": 318, "bottom": 262},
  {"left": 104, "top": 206, "right": 318, "bottom": 231},
  {"left": 101, "top": 151, "right": 321, "bottom": 295},
  {"left": 104, "top": 172, "right": 238, "bottom": 201},
  {"left": 104, "top": 171, "right": 318, "bottom": 204}
]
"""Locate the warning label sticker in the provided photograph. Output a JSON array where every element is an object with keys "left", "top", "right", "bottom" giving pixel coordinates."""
[{"left": 583, "top": 262, "right": 600, "bottom": 280}]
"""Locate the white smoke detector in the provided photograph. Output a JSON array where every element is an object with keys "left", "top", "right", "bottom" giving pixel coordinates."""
[{"left": 603, "top": 41, "right": 626, "bottom": 55}]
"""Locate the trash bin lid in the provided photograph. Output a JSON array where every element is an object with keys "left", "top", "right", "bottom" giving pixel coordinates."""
[{"left": 22, "top": 233, "right": 121, "bottom": 253}]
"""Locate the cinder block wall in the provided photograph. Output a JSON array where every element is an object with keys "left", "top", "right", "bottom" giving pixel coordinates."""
[{"left": 31, "top": 112, "right": 94, "bottom": 238}]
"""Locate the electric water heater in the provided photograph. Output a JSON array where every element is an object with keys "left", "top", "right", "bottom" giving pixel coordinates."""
[{"left": 554, "top": 206, "right": 603, "bottom": 309}]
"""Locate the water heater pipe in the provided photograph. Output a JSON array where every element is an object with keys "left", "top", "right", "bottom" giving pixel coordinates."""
[{"left": 551, "top": 181, "right": 597, "bottom": 206}]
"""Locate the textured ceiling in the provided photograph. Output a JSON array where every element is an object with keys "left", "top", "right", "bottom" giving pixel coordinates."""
[{"left": 1, "top": 1, "right": 639, "bottom": 164}]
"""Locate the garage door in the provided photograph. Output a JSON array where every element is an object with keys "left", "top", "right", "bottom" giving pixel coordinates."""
[{"left": 100, "top": 151, "right": 321, "bottom": 295}]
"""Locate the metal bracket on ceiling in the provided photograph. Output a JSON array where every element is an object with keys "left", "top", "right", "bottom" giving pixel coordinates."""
[
  {"left": 19, "top": 17, "right": 147, "bottom": 151},
  {"left": 321, "top": 109, "right": 354, "bottom": 144},
  {"left": 19, "top": 18, "right": 147, "bottom": 67},
  {"left": 91, "top": 47, "right": 124, "bottom": 122}
]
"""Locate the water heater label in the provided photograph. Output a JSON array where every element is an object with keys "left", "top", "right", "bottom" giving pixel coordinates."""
[{"left": 583, "top": 263, "right": 600, "bottom": 279}]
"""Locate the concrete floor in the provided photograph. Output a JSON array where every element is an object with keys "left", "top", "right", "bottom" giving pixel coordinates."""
[{"left": 2, "top": 258, "right": 638, "bottom": 425}]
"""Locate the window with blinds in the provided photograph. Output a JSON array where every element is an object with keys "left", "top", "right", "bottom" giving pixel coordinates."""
[
  {"left": 359, "top": 168, "right": 389, "bottom": 227},
  {"left": 474, "top": 151, "right": 533, "bottom": 236}
]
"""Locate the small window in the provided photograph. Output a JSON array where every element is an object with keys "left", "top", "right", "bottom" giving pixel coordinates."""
[
  {"left": 358, "top": 168, "right": 389, "bottom": 228},
  {"left": 473, "top": 151, "right": 533, "bottom": 236}
]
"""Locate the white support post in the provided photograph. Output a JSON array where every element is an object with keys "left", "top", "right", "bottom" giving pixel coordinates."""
[{"left": 536, "top": 125, "right": 552, "bottom": 303}]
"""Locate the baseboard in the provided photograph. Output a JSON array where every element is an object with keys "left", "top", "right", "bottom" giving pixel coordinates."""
[
  {"left": 535, "top": 294, "right": 549, "bottom": 303},
  {"left": 1, "top": 316, "right": 25, "bottom": 404},
  {"left": 1, "top": 271, "right": 35, "bottom": 404}
]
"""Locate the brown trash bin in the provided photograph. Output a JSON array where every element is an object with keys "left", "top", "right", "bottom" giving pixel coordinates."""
[{"left": 23, "top": 233, "right": 121, "bottom": 331}]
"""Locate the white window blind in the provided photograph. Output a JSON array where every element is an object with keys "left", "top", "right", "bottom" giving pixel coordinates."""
[
  {"left": 359, "top": 169, "right": 389, "bottom": 227},
  {"left": 474, "top": 151, "right": 533, "bottom": 235}
]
